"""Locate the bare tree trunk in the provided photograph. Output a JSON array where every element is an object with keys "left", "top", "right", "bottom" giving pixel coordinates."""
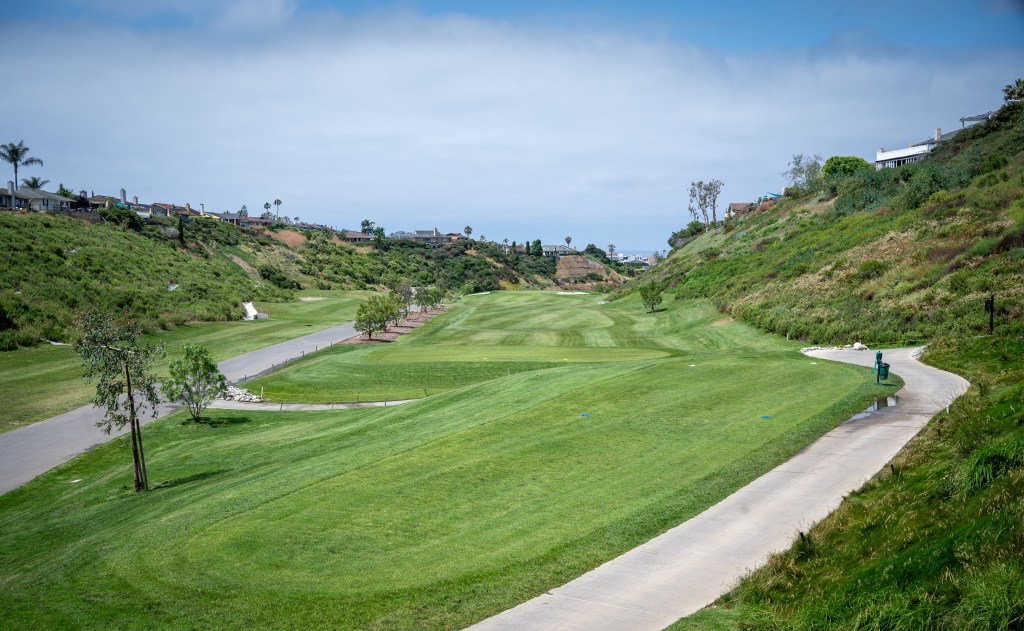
[
  {"left": 135, "top": 417, "right": 149, "bottom": 490},
  {"left": 124, "top": 364, "right": 148, "bottom": 491}
]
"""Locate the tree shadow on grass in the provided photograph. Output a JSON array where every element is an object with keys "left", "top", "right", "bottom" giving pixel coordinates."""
[
  {"left": 179, "top": 415, "right": 253, "bottom": 428},
  {"left": 152, "top": 468, "right": 231, "bottom": 491}
]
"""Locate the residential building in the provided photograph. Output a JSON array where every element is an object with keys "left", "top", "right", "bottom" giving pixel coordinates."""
[
  {"left": 2, "top": 181, "right": 32, "bottom": 209},
  {"left": 876, "top": 127, "right": 959, "bottom": 170},
  {"left": 388, "top": 228, "right": 451, "bottom": 246},
  {"left": 18, "top": 187, "right": 74, "bottom": 212},
  {"left": 342, "top": 230, "right": 374, "bottom": 242},
  {"left": 542, "top": 244, "right": 576, "bottom": 256}
]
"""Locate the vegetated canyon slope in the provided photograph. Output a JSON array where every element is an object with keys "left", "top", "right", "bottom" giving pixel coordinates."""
[
  {"left": 646, "top": 100, "right": 1023, "bottom": 347},
  {"left": 654, "top": 100, "right": 1024, "bottom": 629},
  {"left": 0, "top": 213, "right": 561, "bottom": 350},
  {"left": 555, "top": 254, "right": 627, "bottom": 290}
]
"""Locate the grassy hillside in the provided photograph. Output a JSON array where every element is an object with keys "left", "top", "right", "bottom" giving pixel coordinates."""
[
  {"left": 0, "top": 212, "right": 291, "bottom": 349},
  {"left": 645, "top": 101, "right": 1024, "bottom": 346},
  {"left": 0, "top": 211, "right": 588, "bottom": 351},
  {"left": 645, "top": 101, "right": 1024, "bottom": 629},
  {"left": 0, "top": 292, "right": 893, "bottom": 630}
]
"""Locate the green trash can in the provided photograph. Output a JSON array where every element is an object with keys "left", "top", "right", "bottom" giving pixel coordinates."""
[{"left": 878, "top": 362, "right": 890, "bottom": 380}]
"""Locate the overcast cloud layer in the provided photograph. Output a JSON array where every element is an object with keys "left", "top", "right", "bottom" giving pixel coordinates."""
[{"left": 3, "top": 3, "right": 1023, "bottom": 251}]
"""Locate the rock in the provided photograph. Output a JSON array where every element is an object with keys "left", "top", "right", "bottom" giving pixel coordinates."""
[
  {"left": 853, "top": 341, "right": 867, "bottom": 350},
  {"left": 221, "top": 386, "right": 263, "bottom": 403}
]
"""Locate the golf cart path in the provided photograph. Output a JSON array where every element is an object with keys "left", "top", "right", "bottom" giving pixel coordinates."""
[
  {"left": 466, "top": 347, "right": 968, "bottom": 631},
  {"left": 0, "top": 321, "right": 359, "bottom": 496}
]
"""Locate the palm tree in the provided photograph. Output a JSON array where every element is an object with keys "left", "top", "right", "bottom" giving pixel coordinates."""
[
  {"left": 273, "top": 198, "right": 282, "bottom": 219},
  {"left": 21, "top": 176, "right": 50, "bottom": 189},
  {"left": 1, "top": 140, "right": 43, "bottom": 187},
  {"left": 564, "top": 236, "right": 572, "bottom": 248},
  {"left": 464, "top": 225, "right": 473, "bottom": 238},
  {"left": 608, "top": 244, "right": 616, "bottom": 257},
  {"left": 264, "top": 202, "right": 271, "bottom": 215},
  {"left": 1004, "top": 78, "right": 1024, "bottom": 103}
]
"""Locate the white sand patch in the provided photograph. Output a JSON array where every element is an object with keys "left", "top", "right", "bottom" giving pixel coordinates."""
[
  {"left": 557, "top": 291, "right": 587, "bottom": 295},
  {"left": 299, "top": 296, "right": 325, "bottom": 302}
]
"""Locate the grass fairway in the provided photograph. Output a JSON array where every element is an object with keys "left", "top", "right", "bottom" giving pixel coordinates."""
[
  {"left": 0, "top": 290, "right": 372, "bottom": 433},
  {"left": 249, "top": 291, "right": 774, "bottom": 402},
  {"left": 0, "top": 292, "right": 896, "bottom": 629}
]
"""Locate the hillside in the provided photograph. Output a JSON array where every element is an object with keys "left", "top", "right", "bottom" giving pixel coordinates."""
[
  {"left": 0, "top": 213, "right": 578, "bottom": 349},
  {"left": 644, "top": 101, "right": 1023, "bottom": 346},
  {"left": 642, "top": 101, "right": 1024, "bottom": 628}
]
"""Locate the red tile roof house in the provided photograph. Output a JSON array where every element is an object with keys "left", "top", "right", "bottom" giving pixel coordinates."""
[{"left": 727, "top": 202, "right": 754, "bottom": 217}]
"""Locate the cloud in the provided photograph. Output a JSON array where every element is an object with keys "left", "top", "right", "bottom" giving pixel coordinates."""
[{"left": 2, "top": 10, "right": 1021, "bottom": 249}]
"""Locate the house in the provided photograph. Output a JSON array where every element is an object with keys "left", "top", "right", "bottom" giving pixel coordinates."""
[
  {"left": 388, "top": 229, "right": 450, "bottom": 246},
  {"left": 876, "top": 127, "right": 959, "bottom": 170},
  {"left": 18, "top": 187, "right": 74, "bottom": 212},
  {"left": 542, "top": 244, "right": 576, "bottom": 256},
  {"left": 341, "top": 230, "right": 373, "bottom": 242},
  {"left": 727, "top": 202, "right": 754, "bottom": 217},
  {"left": 1, "top": 181, "right": 32, "bottom": 209}
]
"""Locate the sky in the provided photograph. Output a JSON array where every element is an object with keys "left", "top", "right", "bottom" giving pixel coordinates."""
[{"left": 3, "top": 1, "right": 1023, "bottom": 252}]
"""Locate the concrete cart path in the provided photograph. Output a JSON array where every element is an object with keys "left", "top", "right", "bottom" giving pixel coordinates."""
[
  {"left": 0, "top": 321, "right": 359, "bottom": 496},
  {"left": 466, "top": 347, "right": 968, "bottom": 631}
]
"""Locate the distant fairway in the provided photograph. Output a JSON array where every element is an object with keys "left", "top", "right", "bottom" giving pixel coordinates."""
[
  {"left": 249, "top": 291, "right": 771, "bottom": 402},
  {"left": 0, "top": 291, "right": 895, "bottom": 629}
]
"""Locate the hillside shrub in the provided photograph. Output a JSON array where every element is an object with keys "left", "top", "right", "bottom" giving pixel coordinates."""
[{"left": 856, "top": 259, "right": 887, "bottom": 281}]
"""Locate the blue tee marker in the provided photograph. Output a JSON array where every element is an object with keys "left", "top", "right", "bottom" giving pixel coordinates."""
[
  {"left": 580, "top": 413, "right": 589, "bottom": 417},
  {"left": 761, "top": 415, "right": 772, "bottom": 419}
]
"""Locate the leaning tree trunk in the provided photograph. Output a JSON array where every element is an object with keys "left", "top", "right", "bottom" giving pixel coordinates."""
[{"left": 124, "top": 364, "right": 148, "bottom": 492}]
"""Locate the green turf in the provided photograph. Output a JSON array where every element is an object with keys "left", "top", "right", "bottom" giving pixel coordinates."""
[
  {"left": 248, "top": 291, "right": 781, "bottom": 403},
  {"left": 0, "top": 290, "right": 372, "bottom": 433},
  {"left": 0, "top": 292, "right": 896, "bottom": 629}
]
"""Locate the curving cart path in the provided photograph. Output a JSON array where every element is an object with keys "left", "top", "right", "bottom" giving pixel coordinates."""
[
  {"left": 0, "top": 321, "right": 359, "bottom": 496},
  {"left": 466, "top": 347, "right": 968, "bottom": 631}
]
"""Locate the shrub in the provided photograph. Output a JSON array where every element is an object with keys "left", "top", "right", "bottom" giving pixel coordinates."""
[{"left": 856, "top": 259, "right": 887, "bottom": 281}]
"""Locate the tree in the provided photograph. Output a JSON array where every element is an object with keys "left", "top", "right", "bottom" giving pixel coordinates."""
[
  {"left": 75, "top": 313, "right": 165, "bottom": 492},
  {"left": 1, "top": 140, "right": 43, "bottom": 187},
  {"left": 708, "top": 179, "right": 723, "bottom": 224},
  {"left": 608, "top": 244, "right": 616, "bottom": 257},
  {"left": 273, "top": 198, "right": 282, "bottom": 219},
  {"left": 426, "top": 286, "right": 443, "bottom": 310},
  {"left": 689, "top": 179, "right": 723, "bottom": 229},
  {"left": 354, "top": 294, "right": 398, "bottom": 339},
  {"left": 21, "top": 176, "right": 49, "bottom": 189},
  {"left": 239, "top": 204, "right": 248, "bottom": 218},
  {"left": 264, "top": 201, "right": 271, "bottom": 215},
  {"left": 361, "top": 219, "right": 375, "bottom": 234},
  {"left": 822, "top": 155, "right": 871, "bottom": 179},
  {"left": 57, "top": 183, "right": 75, "bottom": 199},
  {"left": 531, "top": 239, "right": 543, "bottom": 256},
  {"left": 161, "top": 344, "right": 226, "bottom": 423},
  {"left": 638, "top": 282, "right": 665, "bottom": 313},
  {"left": 782, "top": 153, "right": 824, "bottom": 194},
  {"left": 1003, "top": 78, "right": 1024, "bottom": 103},
  {"left": 464, "top": 225, "right": 473, "bottom": 238},
  {"left": 396, "top": 279, "right": 414, "bottom": 316},
  {"left": 564, "top": 236, "right": 572, "bottom": 248},
  {"left": 373, "top": 226, "right": 386, "bottom": 249}
]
